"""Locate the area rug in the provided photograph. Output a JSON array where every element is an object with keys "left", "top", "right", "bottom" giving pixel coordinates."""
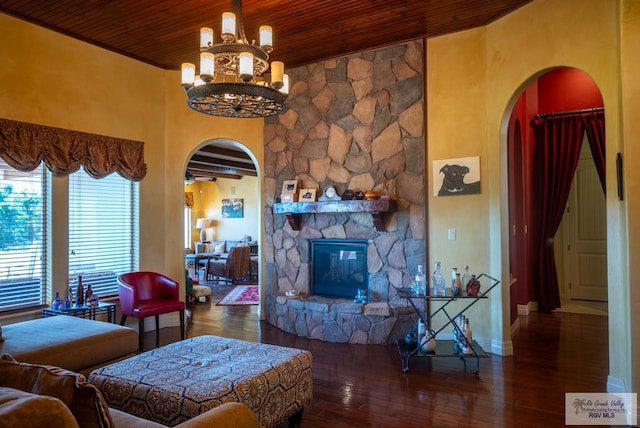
[{"left": 216, "top": 285, "right": 259, "bottom": 306}]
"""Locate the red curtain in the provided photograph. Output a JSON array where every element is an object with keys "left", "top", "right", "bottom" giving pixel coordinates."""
[
  {"left": 531, "top": 115, "right": 587, "bottom": 312},
  {"left": 584, "top": 112, "right": 606, "bottom": 194}
]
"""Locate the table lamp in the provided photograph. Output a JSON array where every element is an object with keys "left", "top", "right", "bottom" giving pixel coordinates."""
[{"left": 195, "top": 218, "right": 211, "bottom": 242}]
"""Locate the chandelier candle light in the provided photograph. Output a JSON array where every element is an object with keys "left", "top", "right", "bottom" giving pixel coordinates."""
[{"left": 181, "top": 0, "right": 288, "bottom": 118}]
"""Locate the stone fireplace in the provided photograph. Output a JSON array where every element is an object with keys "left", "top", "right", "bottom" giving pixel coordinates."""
[{"left": 263, "top": 40, "right": 426, "bottom": 344}]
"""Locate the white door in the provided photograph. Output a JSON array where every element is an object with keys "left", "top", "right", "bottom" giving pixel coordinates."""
[{"left": 565, "top": 137, "right": 608, "bottom": 301}]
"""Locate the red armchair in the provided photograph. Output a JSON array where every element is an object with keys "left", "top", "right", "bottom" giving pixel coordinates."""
[{"left": 117, "top": 271, "right": 185, "bottom": 352}]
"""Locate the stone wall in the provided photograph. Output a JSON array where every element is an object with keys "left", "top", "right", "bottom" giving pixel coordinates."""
[{"left": 263, "top": 40, "right": 426, "bottom": 344}]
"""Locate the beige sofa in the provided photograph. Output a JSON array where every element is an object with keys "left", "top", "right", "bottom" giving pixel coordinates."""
[
  {"left": 0, "top": 315, "right": 138, "bottom": 375},
  {"left": 0, "top": 355, "right": 260, "bottom": 428}
]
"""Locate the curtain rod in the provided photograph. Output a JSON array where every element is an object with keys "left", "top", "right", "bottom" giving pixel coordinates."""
[{"left": 533, "top": 107, "right": 604, "bottom": 120}]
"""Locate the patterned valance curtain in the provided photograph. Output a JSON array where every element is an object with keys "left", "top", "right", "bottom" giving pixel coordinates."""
[
  {"left": 0, "top": 118, "right": 147, "bottom": 181},
  {"left": 184, "top": 192, "right": 194, "bottom": 208}
]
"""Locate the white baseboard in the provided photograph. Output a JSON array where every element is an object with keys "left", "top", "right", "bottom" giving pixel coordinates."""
[
  {"left": 517, "top": 301, "right": 538, "bottom": 315},
  {"left": 511, "top": 316, "right": 520, "bottom": 337},
  {"left": 490, "top": 338, "right": 513, "bottom": 356}
]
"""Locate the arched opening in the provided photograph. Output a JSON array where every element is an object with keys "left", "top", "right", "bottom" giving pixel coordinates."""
[
  {"left": 182, "top": 139, "right": 261, "bottom": 312},
  {"left": 507, "top": 67, "right": 607, "bottom": 323}
]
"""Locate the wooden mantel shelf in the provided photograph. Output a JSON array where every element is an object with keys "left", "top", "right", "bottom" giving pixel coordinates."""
[{"left": 273, "top": 199, "right": 397, "bottom": 231}]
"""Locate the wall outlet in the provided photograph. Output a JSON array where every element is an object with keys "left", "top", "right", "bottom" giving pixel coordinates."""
[{"left": 448, "top": 228, "right": 456, "bottom": 240}]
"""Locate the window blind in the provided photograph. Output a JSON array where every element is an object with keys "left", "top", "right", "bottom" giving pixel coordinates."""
[
  {"left": 0, "top": 159, "right": 47, "bottom": 311},
  {"left": 68, "top": 168, "right": 138, "bottom": 299}
]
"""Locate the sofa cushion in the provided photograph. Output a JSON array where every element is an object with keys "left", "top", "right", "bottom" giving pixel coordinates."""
[
  {"left": 0, "top": 354, "right": 114, "bottom": 428},
  {"left": 0, "top": 386, "right": 80, "bottom": 428},
  {"left": 0, "top": 316, "right": 138, "bottom": 372},
  {"left": 214, "top": 241, "right": 226, "bottom": 253}
]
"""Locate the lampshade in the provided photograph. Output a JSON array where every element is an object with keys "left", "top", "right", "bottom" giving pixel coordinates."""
[
  {"left": 195, "top": 218, "right": 211, "bottom": 242},
  {"left": 195, "top": 218, "right": 211, "bottom": 229}
]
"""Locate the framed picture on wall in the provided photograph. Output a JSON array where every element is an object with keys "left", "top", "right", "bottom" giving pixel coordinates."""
[
  {"left": 221, "top": 198, "right": 244, "bottom": 218},
  {"left": 432, "top": 156, "right": 481, "bottom": 196}
]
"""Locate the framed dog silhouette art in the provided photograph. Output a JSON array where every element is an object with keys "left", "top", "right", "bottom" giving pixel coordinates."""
[{"left": 432, "top": 156, "right": 481, "bottom": 196}]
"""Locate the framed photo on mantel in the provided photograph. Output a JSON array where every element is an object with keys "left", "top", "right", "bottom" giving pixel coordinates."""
[
  {"left": 281, "top": 180, "right": 299, "bottom": 202},
  {"left": 281, "top": 180, "right": 298, "bottom": 195},
  {"left": 299, "top": 188, "right": 316, "bottom": 202}
]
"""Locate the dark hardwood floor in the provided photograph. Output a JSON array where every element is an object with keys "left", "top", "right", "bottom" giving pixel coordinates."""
[{"left": 143, "top": 282, "right": 612, "bottom": 428}]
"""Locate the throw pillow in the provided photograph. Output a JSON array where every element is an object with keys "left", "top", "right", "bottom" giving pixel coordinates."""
[
  {"left": 0, "top": 354, "right": 114, "bottom": 428},
  {"left": 0, "top": 386, "right": 79, "bottom": 428},
  {"left": 214, "top": 242, "right": 226, "bottom": 253}
]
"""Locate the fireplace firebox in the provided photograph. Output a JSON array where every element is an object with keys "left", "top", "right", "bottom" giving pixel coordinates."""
[{"left": 310, "top": 239, "right": 368, "bottom": 299}]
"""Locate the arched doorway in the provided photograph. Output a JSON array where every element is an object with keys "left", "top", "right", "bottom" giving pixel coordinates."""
[
  {"left": 507, "top": 67, "right": 607, "bottom": 322},
  {"left": 183, "top": 139, "right": 261, "bottom": 298}
]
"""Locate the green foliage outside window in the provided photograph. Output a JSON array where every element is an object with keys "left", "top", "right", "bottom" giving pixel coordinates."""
[{"left": 0, "top": 184, "right": 42, "bottom": 250}]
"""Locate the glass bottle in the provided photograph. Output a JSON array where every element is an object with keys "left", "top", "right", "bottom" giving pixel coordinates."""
[
  {"left": 466, "top": 274, "right": 481, "bottom": 296},
  {"left": 452, "top": 273, "right": 462, "bottom": 296},
  {"left": 461, "top": 265, "right": 471, "bottom": 291},
  {"left": 85, "top": 284, "right": 94, "bottom": 305},
  {"left": 459, "top": 315, "right": 468, "bottom": 354},
  {"left": 463, "top": 318, "right": 473, "bottom": 354},
  {"left": 415, "top": 264, "right": 427, "bottom": 296},
  {"left": 52, "top": 292, "right": 61, "bottom": 310},
  {"left": 76, "top": 275, "right": 84, "bottom": 306},
  {"left": 432, "top": 261, "right": 446, "bottom": 296},
  {"left": 451, "top": 267, "right": 458, "bottom": 291}
]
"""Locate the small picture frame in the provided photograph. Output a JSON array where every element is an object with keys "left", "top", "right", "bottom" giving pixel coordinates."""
[
  {"left": 299, "top": 188, "right": 316, "bottom": 202},
  {"left": 281, "top": 180, "right": 298, "bottom": 195}
]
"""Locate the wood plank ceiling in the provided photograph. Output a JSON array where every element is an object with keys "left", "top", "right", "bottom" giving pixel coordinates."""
[{"left": 1, "top": 0, "right": 532, "bottom": 180}]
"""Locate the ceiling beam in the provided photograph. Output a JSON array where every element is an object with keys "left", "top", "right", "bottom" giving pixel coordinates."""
[
  {"left": 188, "top": 161, "right": 257, "bottom": 178},
  {"left": 197, "top": 145, "right": 253, "bottom": 162},
  {"left": 189, "top": 154, "right": 257, "bottom": 174},
  {"left": 187, "top": 168, "right": 244, "bottom": 180}
]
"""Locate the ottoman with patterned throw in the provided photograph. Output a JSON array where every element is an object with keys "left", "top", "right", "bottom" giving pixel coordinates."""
[{"left": 88, "top": 335, "right": 312, "bottom": 427}]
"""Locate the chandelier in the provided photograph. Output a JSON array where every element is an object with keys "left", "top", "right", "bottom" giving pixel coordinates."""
[{"left": 180, "top": 0, "right": 288, "bottom": 118}]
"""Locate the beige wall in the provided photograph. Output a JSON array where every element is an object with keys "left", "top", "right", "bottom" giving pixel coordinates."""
[{"left": 427, "top": 0, "right": 636, "bottom": 391}]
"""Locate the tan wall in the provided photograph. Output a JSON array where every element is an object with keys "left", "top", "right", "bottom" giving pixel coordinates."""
[{"left": 427, "top": 0, "right": 636, "bottom": 390}]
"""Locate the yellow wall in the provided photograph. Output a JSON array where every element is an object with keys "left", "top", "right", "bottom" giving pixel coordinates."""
[
  {"left": 185, "top": 176, "right": 259, "bottom": 245},
  {"left": 2, "top": 0, "right": 638, "bottom": 391},
  {"left": 622, "top": 0, "right": 640, "bottom": 392},
  {"left": 0, "top": 13, "right": 264, "bottom": 322},
  {"left": 428, "top": 0, "right": 636, "bottom": 391}
]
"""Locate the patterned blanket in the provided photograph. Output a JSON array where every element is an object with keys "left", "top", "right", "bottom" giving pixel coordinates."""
[{"left": 88, "top": 335, "right": 313, "bottom": 427}]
